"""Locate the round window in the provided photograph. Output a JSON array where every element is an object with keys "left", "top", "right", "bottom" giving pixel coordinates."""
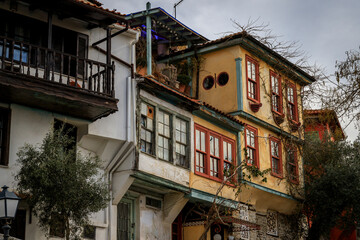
[
  {"left": 203, "top": 76, "right": 215, "bottom": 90},
  {"left": 217, "top": 72, "right": 229, "bottom": 86}
]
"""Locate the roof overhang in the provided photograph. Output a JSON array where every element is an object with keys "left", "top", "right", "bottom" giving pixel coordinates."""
[
  {"left": 18, "top": 0, "right": 127, "bottom": 27},
  {"left": 126, "top": 7, "right": 208, "bottom": 46},
  {"left": 138, "top": 76, "right": 201, "bottom": 111},
  {"left": 159, "top": 33, "right": 316, "bottom": 85}
]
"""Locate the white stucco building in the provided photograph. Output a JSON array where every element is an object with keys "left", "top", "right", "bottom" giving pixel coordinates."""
[{"left": 0, "top": 0, "right": 139, "bottom": 239}]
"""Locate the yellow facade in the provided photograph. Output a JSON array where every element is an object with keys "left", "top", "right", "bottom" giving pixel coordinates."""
[{"left": 190, "top": 41, "right": 307, "bottom": 216}]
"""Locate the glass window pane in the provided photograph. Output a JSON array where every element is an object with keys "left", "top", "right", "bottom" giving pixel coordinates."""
[
  {"left": 181, "top": 132, "right": 186, "bottom": 144},
  {"left": 176, "top": 118, "right": 180, "bottom": 130},
  {"left": 147, "top": 118, "right": 153, "bottom": 130},
  {"left": 158, "top": 122, "right": 164, "bottom": 135},
  {"left": 176, "top": 130, "right": 180, "bottom": 142},
  {"left": 181, "top": 121, "right": 186, "bottom": 132},
  {"left": 215, "top": 137, "right": 219, "bottom": 157},
  {"left": 164, "top": 149, "right": 169, "bottom": 160},
  {"left": 164, "top": 138, "right": 169, "bottom": 149},
  {"left": 141, "top": 103, "right": 147, "bottom": 115},
  {"left": 210, "top": 136, "right": 214, "bottom": 155},
  {"left": 158, "top": 136, "right": 163, "bottom": 147},
  {"left": 164, "top": 113, "right": 169, "bottom": 125},
  {"left": 176, "top": 143, "right": 180, "bottom": 153},
  {"left": 164, "top": 126, "right": 170, "bottom": 137},
  {"left": 146, "top": 131, "right": 152, "bottom": 142},
  {"left": 180, "top": 145, "right": 186, "bottom": 155},
  {"left": 201, "top": 132, "right": 206, "bottom": 151},
  {"left": 228, "top": 143, "right": 232, "bottom": 162},
  {"left": 158, "top": 111, "right": 164, "bottom": 123},
  {"left": 223, "top": 142, "right": 228, "bottom": 160},
  {"left": 158, "top": 147, "right": 163, "bottom": 159},
  {"left": 196, "top": 130, "right": 200, "bottom": 150}
]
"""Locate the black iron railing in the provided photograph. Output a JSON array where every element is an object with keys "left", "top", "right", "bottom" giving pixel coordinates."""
[{"left": 0, "top": 36, "right": 115, "bottom": 97}]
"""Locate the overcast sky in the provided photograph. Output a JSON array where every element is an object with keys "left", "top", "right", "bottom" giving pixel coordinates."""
[{"left": 101, "top": 0, "right": 360, "bottom": 141}]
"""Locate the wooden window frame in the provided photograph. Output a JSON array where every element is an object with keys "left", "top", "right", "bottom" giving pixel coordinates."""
[
  {"left": 270, "top": 70, "right": 283, "bottom": 115},
  {"left": 0, "top": 107, "right": 11, "bottom": 166},
  {"left": 140, "top": 102, "right": 155, "bottom": 155},
  {"left": 139, "top": 99, "right": 190, "bottom": 168},
  {"left": 246, "top": 55, "right": 260, "bottom": 103},
  {"left": 194, "top": 124, "right": 236, "bottom": 182},
  {"left": 287, "top": 146, "right": 299, "bottom": 184},
  {"left": 269, "top": 136, "right": 283, "bottom": 178},
  {"left": 244, "top": 125, "right": 259, "bottom": 168},
  {"left": 157, "top": 110, "right": 172, "bottom": 161},
  {"left": 286, "top": 82, "right": 299, "bottom": 122}
]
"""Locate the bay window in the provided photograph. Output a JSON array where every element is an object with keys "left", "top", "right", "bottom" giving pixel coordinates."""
[
  {"left": 270, "top": 137, "right": 282, "bottom": 177},
  {"left": 195, "top": 124, "right": 235, "bottom": 181},
  {"left": 270, "top": 71, "right": 283, "bottom": 114},
  {"left": 140, "top": 100, "right": 190, "bottom": 168},
  {"left": 287, "top": 83, "right": 298, "bottom": 122},
  {"left": 244, "top": 125, "right": 259, "bottom": 167},
  {"left": 246, "top": 55, "right": 260, "bottom": 102}
]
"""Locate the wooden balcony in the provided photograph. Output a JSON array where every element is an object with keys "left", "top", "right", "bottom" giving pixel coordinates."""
[{"left": 0, "top": 36, "right": 118, "bottom": 121}]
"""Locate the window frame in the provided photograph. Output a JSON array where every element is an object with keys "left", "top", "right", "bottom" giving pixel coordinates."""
[
  {"left": 203, "top": 75, "right": 215, "bottom": 90},
  {"left": 286, "top": 82, "right": 299, "bottom": 122},
  {"left": 194, "top": 124, "right": 236, "bottom": 182},
  {"left": 270, "top": 70, "right": 283, "bottom": 115},
  {"left": 244, "top": 125, "right": 259, "bottom": 168},
  {"left": 269, "top": 136, "right": 283, "bottom": 178},
  {"left": 0, "top": 107, "right": 11, "bottom": 166},
  {"left": 287, "top": 146, "right": 299, "bottom": 184},
  {"left": 245, "top": 55, "right": 260, "bottom": 102},
  {"left": 139, "top": 98, "right": 191, "bottom": 168}
]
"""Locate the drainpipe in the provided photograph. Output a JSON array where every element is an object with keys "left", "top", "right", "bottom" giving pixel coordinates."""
[
  {"left": 107, "top": 29, "right": 139, "bottom": 240},
  {"left": 146, "top": 2, "right": 152, "bottom": 75},
  {"left": 194, "top": 47, "right": 200, "bottom": 99}
]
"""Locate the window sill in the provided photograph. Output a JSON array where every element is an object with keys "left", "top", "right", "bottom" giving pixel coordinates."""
[
  {"left": 271, "top": 172, "right": 283, "bottom": 179},
  {"left": 288, "top": 119, "right": 301, "bottom": 132},
  {"left": 0, "top": 164, "right": 9, "bottom": 169},
  {"left": 289, "top": 178, "right": 299, "bottom": 185},
  {"left": 249, "top": 101, "right": 262, "bottom": 113},
  {"left": 194, "top": 171, "right": 224, "bottom": 184},
  {"left": 272, "top": 111, "right": 285, "bottom": 125}
]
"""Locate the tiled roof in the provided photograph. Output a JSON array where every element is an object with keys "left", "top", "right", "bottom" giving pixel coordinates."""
[
  {"left": 202, "top": 102, "right": 244, "bottom": 126},
  {"left": 143, "top": 76, "right": 201, "bottom": 104},
  {"left": 74, "top": 0, "right": 126, "bottom": 17},
  {"left": 142, "top": 77, "right": 244, "bottom": 126}
]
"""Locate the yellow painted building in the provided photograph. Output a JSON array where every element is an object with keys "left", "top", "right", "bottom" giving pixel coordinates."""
[{"left": 161, "top": 32, "right": 316, "bottom": 239}]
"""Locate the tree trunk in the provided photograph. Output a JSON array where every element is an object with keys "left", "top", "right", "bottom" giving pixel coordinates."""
[{"left": 65, "top": 217, "right": 70, "bottom": 240}]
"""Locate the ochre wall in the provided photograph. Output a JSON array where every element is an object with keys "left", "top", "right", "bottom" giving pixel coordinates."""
[{"left": 193, "top": 45, "right": 241, "bottom": 114}]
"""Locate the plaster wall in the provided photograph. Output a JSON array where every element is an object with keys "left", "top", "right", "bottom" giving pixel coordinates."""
[
  {"left": 239, "top": 48, "right": 304, "bottom": 136},
  {"left": 193, "top": 45, "right": 240, "bottom": 114},
  {"left": 241, "top": 118, "right": 305, "bottom": 197},
  {"left": 192, "top": 44, "right": 304, "bottom": 138},
  {"left": 138, "top": 90, "right": 194, "bottom": 185},
  {"left": 138, "top": 195, "right": 171, "bottom": 240},
  {"left": 0, "top": 2, "right": 139, "bottom": 239}
]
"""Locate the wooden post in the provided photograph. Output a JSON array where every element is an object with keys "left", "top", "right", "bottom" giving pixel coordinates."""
[
  {"left": 46, "top": 12, "right": 53, "bottom": 80},
  {"left": 106, "top": 28, "right": 111, "bottom": 94}
]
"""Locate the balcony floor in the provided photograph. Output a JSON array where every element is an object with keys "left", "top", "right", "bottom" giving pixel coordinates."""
[{"left": 0, "top": 70, "right": 118, "bottom": 121}]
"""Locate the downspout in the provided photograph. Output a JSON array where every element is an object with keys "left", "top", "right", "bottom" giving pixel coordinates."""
[
  {"left": 107, "top": 28, "right": 139, "bottom": 240},
  {"left": 146, "top": 2, "right": 152, "bottom": 75},
  {"left": 194, "top": 46, "right": 200, "bottom": 99}
]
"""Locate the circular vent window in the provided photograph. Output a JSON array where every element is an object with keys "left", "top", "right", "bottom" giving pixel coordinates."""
[
  {"left": 203, "top": 76, "right": 215, "bottom": 90},
  {"left": 217, "top": 72, "right": 229, "bottom": 86}
]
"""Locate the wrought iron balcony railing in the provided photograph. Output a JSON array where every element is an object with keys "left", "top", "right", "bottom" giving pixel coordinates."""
[{"left": 0, "top": 35, "right": 115, "bottom": 97}]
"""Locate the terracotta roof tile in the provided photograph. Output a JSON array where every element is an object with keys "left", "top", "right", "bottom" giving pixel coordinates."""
[
  {"left": 142, "top": 77, "right": 244, "bottom": 126},
  {"left": 74, "top": 0, "right": 126, "bottom": 17},
  {"left": 202, "top": 102, "right": 244, "bottom": 126},
  {"left": 143, "top": 76, "right": 201, "bottom": 104}
]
